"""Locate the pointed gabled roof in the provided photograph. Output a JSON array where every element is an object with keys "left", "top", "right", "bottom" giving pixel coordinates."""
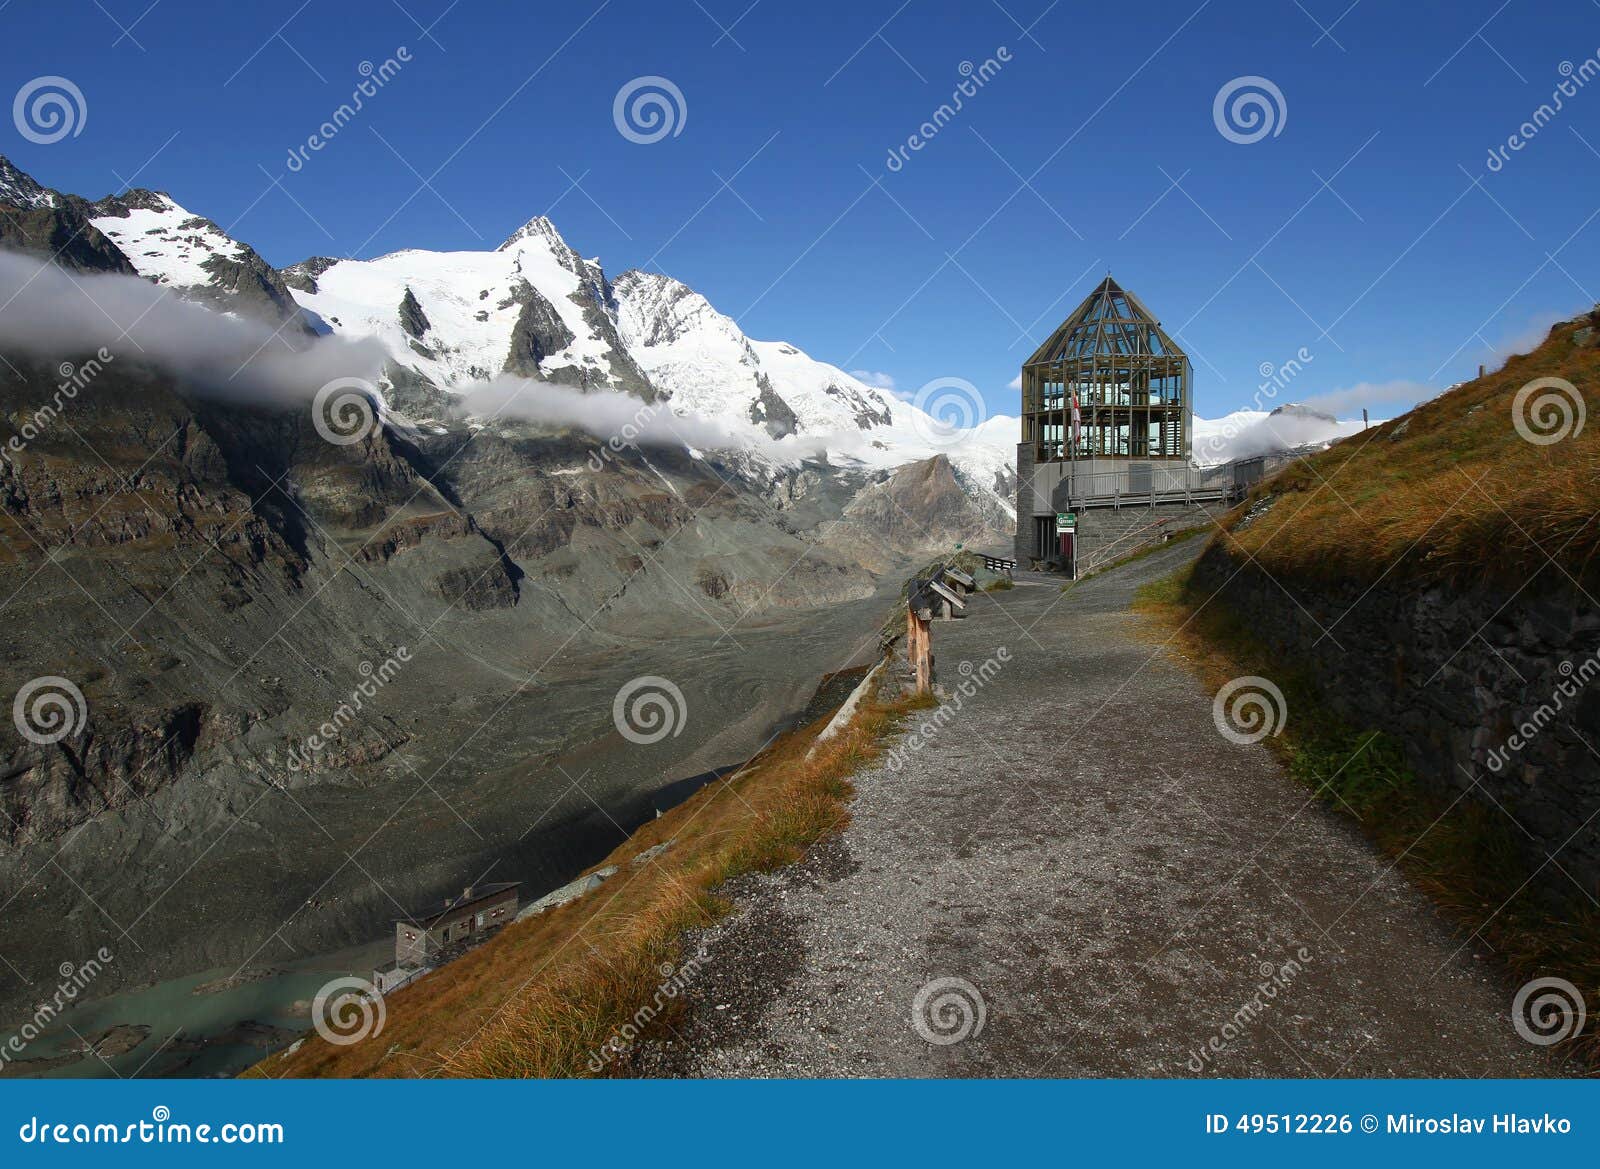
[{"left": 1024, "top": 275, "right": 1186, "bottom": 367}]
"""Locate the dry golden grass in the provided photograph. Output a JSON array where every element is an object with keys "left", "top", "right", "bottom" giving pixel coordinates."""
[
  {"left": 249, "top": 677, "right": 920, "bottom": 1079},
  {"left": 1220, "top": 316, "right": 1600, "bottom": 588}
]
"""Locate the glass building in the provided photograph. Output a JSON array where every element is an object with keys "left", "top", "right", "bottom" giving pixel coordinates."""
[{"left": 1020, "top": 275, "right": 1191, "bottom": 464}]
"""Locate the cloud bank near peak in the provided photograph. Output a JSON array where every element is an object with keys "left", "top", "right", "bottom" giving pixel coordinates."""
[{"left": 0, "top": 250, "right": 386, "bottom": 404}]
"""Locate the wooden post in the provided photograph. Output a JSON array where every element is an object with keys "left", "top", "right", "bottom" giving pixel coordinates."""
[
  {"left": 917, "top": 615, "right": 931, "bottom": 693},
  {"left": 906, "top": 603, "right": 931, "bottom": 695},
  {"left": 906, "top": 606, "right": 918, "bottom": 685}
]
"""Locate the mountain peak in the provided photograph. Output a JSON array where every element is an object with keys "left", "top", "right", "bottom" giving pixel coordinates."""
[
  {"left": 0, "top": 154, "right": 55, "bottom": 208},
  {"left": 615, "top": 268, "right": 681, "bottom": 291},
  {"left": 614, "top": 268, "right": 702, "bottom": 310},
  {"left": 496, "top": 214, "right": 598, "bottom": 284},
  {"left": 497, "top": 214, "right": 568, "bottom": 253},
  {"left": 1268, "top": 401, "right": 1337, "bottom": 424},
  {"left": 91, "top": 188, "right": 184, "bottom": 218},
  {"left": 613, "top": 267, "right": 731, "bottom": 352}
]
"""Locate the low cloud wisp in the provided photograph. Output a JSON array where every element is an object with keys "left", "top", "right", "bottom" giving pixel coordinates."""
[{"left": 0, "top": 250, "right": 386, "bottom": 403}]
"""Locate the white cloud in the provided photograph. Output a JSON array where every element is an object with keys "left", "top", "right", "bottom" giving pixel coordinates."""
[
  {"left": 850, "top": 369, "right": 896, "bottom": 390},
  {"left": 1007, "top": 374, "right": 1021, "bottom": 390},
  {"left": 1192, "top": 411, "right": 1369, "bottom": 465},
  {"left": 0, "top": 250, "right": 385, "bottom": 403},
  {"left": 454, "top": 375, "right": 827, "bottom": 461},
  {"left": 1298, "top": 380, "right": 1434, "bottom": 416},
  {"left": 1489, "top": 305, "right": 1587, "bottom": 362}
]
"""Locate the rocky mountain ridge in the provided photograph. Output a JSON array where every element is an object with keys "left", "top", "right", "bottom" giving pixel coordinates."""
[
  {"left": 0, "top": 156, "right": 1012, "bottom": 1013},
  {"left": 0, "top": 155, "right": 1017, "bottom": 521}
]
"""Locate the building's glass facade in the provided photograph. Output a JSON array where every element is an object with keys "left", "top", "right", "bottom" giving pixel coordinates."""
[{"left": 1021, "top": 276, "right": 1191, "bottom": 464}]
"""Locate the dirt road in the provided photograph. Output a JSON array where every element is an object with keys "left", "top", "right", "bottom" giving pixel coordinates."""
[{"left": 642, "top": 541, "right": 1561, "bottom": 1077}]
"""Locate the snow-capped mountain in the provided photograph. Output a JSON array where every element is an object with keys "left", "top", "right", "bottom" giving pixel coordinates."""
[
  {"left": 90, "top": 191, "right": 246, "bottom": 287},
  {"left": 609, "top": 266, "right": 1017, "bottom": 517},
  {"left": 83, "top": 188, "right": 304, "bottom": 324},
  {"left": 282, "top": 216, "right": 906, "bottom": 444},
  {"left": 0, "top": 152, "right": 1384, "bottom": 522},
  {"left": 612, "top": 269, "right": 892, "bottom": 437},
  {"left": 285, "top": 216, "right": 650, "bottom": 398},
  {"left": 960, "top": 412, "right": 1022, "bottom": 498},
  {"left": 0, "top": 153, "right": 1015, "bottom": 523},
  {"left": 278, "top": 215, "right": 1016, "bottom": 520}
]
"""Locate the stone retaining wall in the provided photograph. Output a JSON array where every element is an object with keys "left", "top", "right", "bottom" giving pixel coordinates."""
[
  {"left": 1192, "top": 543, "right": 1600, "bottom": 895},
  {"left": 1075, "top": 502, "right": 1227, "bottom": 573}
]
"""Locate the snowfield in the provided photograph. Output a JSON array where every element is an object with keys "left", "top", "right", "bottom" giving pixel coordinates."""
[{"left": 90, "top": 195, "right": 246, "bottom": 288}]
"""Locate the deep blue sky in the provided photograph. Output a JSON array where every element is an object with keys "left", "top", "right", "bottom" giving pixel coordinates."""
[{"left": 4, "top": 0, "right": 1599, "bottom": 420}]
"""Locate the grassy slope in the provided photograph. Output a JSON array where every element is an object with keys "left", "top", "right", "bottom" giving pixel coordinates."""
[
  {"left": 1218, "top": 313, "right": 1599, "bottom": 588},
  {"left": 250, "top": 682, "right": 928, "bottom": 1079}
]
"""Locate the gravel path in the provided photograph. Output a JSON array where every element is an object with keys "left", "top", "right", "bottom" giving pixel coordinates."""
[{"left": 637, "top": 541, "right": 1562, "bottom": 1078}]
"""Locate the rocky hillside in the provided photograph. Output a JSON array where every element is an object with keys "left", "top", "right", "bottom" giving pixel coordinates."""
[
  {"left": 821, "top": 454, "right": 997, "bottom": 572},
  {"left": 0, "top": 156, "right": 1011, "bottom": 1013}
]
